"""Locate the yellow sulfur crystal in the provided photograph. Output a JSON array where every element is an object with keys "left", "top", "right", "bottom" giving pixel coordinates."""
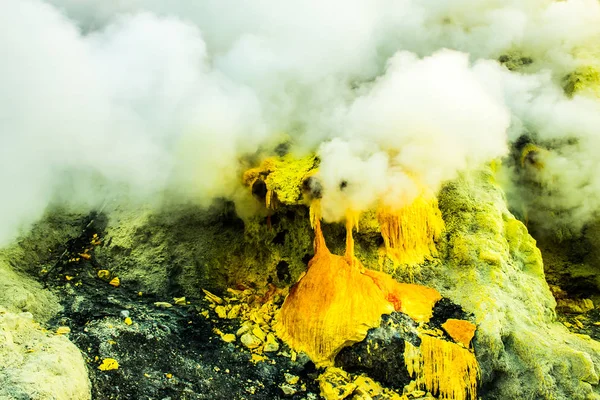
[
  {"left": 98, "top": 358, "right": 119, "bottom": 371},
  {"left": 378, "top": 193, "right": 444, "bottom": 269},
  {"left": 404, "top": 334, "right": 479, "bottom": 400}
]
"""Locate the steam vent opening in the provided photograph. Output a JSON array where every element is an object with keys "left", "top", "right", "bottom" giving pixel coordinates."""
[{"left": 3, "top": 3, "right": 600, "bottom": 400}]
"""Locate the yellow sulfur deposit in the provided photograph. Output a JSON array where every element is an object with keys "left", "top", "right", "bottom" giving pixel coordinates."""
[
  {"left": 275, "top": 217, "right": 394, "bottom": 365},
  {"left": 98, "top": 358, "right": 119, "bottom": 371},
  {"left": 404, "top": 334, "right": 479, "bottom": 400},
  {"left": 243, "top": 154, "right": 318, "bottom": 208},
  {"left": 363, "top": 271, "right": 441, "bottom": 323},
  {"left": 442, "top": 319, "right": 476, "bottom": 348},
  {"left": 378, "top": 193, "right": 444, "bottom": 268},
  {"left": 276, "top": 201, "right": 443, "bottom": 365}
]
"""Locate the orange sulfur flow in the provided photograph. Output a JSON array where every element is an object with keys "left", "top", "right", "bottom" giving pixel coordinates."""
[
  {"left": 275, "top": 201, "right": 441, "bottom": 366},
  {"left": 274, "top": 217, "right": 394, "bottom": 365}
]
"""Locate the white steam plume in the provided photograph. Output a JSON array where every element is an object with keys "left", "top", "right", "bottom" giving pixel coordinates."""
[{"left": 2, "top": 0, "right": 600, "bottom": 244}]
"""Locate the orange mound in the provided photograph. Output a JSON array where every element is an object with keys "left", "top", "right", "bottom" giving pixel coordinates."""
[{"left": 275, "top": 205, "right": 443, "bottom": 365}]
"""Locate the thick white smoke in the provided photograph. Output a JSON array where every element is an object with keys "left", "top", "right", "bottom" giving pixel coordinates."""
[
  {"left": 1, "top": 0, "right": 600, "bottom": 243},
  {"left": 317, "top": 51, "right": 510, "bottom": 221}
]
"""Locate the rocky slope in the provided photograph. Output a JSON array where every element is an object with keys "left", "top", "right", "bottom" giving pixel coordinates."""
[{"left": 1, "top": 167, "right": 600, "bottom": 399}]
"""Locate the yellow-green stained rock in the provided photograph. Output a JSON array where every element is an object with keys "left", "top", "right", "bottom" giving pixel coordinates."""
[
  {"left": 563, "top": 66, "right": 600, "bottom": 98},
  {"left": 264, "top": 154, "right": 318, "bottom": 206},
  {"left": 434, "top": 169, "right": 600, "bottom": 400}
]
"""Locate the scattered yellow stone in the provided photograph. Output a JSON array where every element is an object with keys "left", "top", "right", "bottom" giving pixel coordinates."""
[
  {"left": 65, "top": 275, "right": 74, "bottom": 281},
  {"left": 109, "top": 277, "right": 120, "bottom": 287},
  {"left": 214, "top": 306, "right": 227, "bottom": 319},
  {"left": 165, "top": 373, "right": 173, "bottom": 379},
  {"left": 280, "top": 384, "right": 297, "bottom": 396},
  {"left": 284, "top": 373, "right": 300, "bottom": 385},
  {"left": 97, "top": 270, "right": 110, "bottom": 279},
  {"left": 202, "top": 289, "right": 224, "bottom": 305},
  {"left": 317, "top": 367, "right": 357, "bottom": 400},
  {"left": 201, "top": 310, "right": 209, "bottom": 319},
  {"left": 56, "top": 326, "right": 71, "bottom": 335},
  {"left": 353, "top": 375, "right": 384, "bottom": 398},
  {"left": 144, "top": 373, "right": 151, "bottom": 378},
  {"left": 124, "top": 317, "right": 133, "bottom": 326},
  {"left": 154, "top": 302, "right": 173, "bottom": 308},
  {"left": 98, "top": 358, "right": 119, "bottom": 371},
  {"left": 264, "top": 333, "right": 280, "bottom": 353},
  {"left": 107, "top": 340, "right": 117, "bottom": 345},
  {"left": 138, "top": 292, "right": 143, "bottom": 296},
  {"left": 91, "top": 234, "right": 101, "bottom": 246},
  {"left": 236, "top": 322, "right": 253, "bottom": 337},
  {"left": 227, "top": 304, "right": 241, "bottom": 319},
  {"left": 226, "top": 287, "right": 243, "bottom": 297},
  {"left": 441, "top": 319, "right": 477, "bottom": 347},
  {"left": 593, "top": 322, "right": 600, "bottom": 326},
  {"left": 251, "top": 354, "right": 267, "bottom": 363},
  {"left": 252, "top": 326, "right": 267, "bottom": 342},
  {"left": 173, "top": 297, "right": 186, "bottom": 306},
  {"left": 241, "top": 333, "right": 262, "bottom": 349},
  {"left": 221, "top": 334, "right": 236, "bottom": 343}
]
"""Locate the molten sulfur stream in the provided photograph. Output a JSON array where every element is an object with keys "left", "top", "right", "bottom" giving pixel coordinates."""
[
  {"left": 274, "top": 216, "right": 394, "bottom": 365},
  {"left": 378, "top": 194, "right": 444, "bottom": 267},
  {"left": 404, "top": 334, "right": 479, "bottom": 400},
  {"left": 275, "top": 202, "right": 441, "bottom": 366}
]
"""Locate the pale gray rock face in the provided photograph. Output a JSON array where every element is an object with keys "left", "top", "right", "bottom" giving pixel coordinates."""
[{"left": 0, "top": 307, "right": 91, "bottom": 400}]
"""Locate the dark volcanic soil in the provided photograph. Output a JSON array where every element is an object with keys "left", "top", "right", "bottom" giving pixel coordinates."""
[{"left": 39, "top": 216, "right": 320, "bottom": 400}]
